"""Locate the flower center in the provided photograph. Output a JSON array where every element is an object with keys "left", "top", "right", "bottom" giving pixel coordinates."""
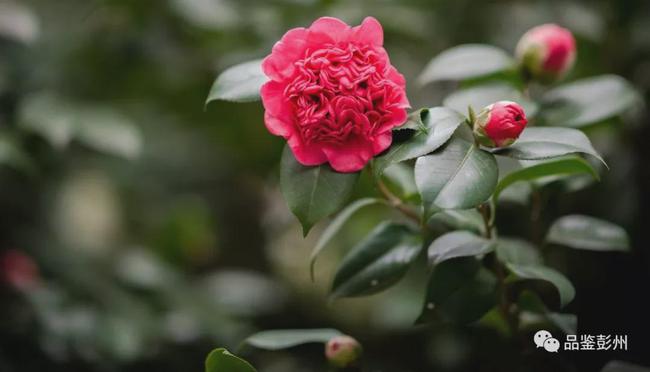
[{"left": 284, "top": 43, "right": 399, "bottom": 146}]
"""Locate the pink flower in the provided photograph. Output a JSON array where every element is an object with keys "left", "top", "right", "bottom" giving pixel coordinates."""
[
  {"left": 516, "top": 24, "right": 576, "bottom": 83},
  {"left": 261, "top": 17, "right": 410, "bottom": 173},
  {"left": 473, "top": 101, "right": 528, "bottom": 148}
]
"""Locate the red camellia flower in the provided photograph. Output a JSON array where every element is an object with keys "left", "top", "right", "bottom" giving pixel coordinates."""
[
  {"left": 473, "top": 101, "right": 528, "bottom": 148},
  {"left": 0, "top": 249, "right": 40, "bottom": 291},
  {"left": 516, "top": 24, "right": 576, "bottom": 83},
  {"left": 261, "top": 17, "right": 409, "bottom": 173}
]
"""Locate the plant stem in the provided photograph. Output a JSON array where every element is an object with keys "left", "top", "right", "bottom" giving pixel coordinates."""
[
  {"left": 376, "top": 179, "right": 422, "bottom": 225},
  {"left": 479, "top": 202, "right": 519, "bottom": 337}
]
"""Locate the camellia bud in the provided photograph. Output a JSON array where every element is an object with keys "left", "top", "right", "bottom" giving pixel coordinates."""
[
  {"left": 473, "top": 101, "right": 527, "bottom": 148},
  {"left": 0, "top": 249, "right": 40, "bottom": 291},
  {"left": 515, "top": 24, "right": 576, "bottom": 83},
  {"left": 325, "top": 335, "right": 362, "bottom": 368}
]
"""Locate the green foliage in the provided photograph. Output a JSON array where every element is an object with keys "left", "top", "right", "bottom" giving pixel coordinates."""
[
  {"left": 444, "top": 83, "right": 538, "bottom": 118},
  {"left": 493, "top": 156, "right": 599, "bottom": 202},
  {"left": 205, "top": 348, "right": 257, "bottom": 372},
  {"left": 418, "top": 258, "right": 497, "bottom": 324},
  {"left": 310, "top": 198, "right": 384, "bottom": 280},
  {"left": 418, "top": 44, "right": 514, "bottom": 84},
  {"left": 372, "top": 107, "right": 466, "bottom": 176},
  {"left": 415, "top": 136, "right": 498, "bottom": 216},
  {"left": 506, "top": 264, "right": 575, "bottom": 307},
  {"left": 280, "top": 146, "right": 358, "bottom": 235},
  {"left": 331, "top": 222, "right": 422, "bottom": 299},
  {"left": 244, "top": 329, "right": 342, "bottom": 350},
  {"left": 206, "top": 59, "right": 268, "bottom": 104},
  {"left": 546, "top": 215, "right": 629, "bottom": 251},
  {"left": 493, "top": 127, "right": 605, "bottom": 164},
  {"left": 427, "top": 231, "right": 494, "bottom": 265},
  {"left": 541, "top": 75, "right": 642, "bottom": 128}
]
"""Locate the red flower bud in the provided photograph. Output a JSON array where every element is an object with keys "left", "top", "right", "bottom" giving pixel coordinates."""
[
  {"left": 325, "top": 335, "right": 362, "bottom": 368},
  {"left": 0, "top": 249, "right": 40, "bottom": 291},
  {"left": 516, "top": 24, "right": 576, "bottom": 83},
  {"left": 473, "top": 101, "right": 527, "bottom": 148}
]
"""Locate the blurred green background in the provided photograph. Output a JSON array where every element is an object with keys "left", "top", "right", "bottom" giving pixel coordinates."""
[{"left": 1, "top": 0, "right": 649, "bottom": 371}]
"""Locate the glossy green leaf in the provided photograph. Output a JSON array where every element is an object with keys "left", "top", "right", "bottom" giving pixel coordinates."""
[
  {"left": 382, "top": 163, "right": 419, "bottom": 201},
  {"left": 444, "top": 83, "right": 538, "bottom": 118},
  {"left": 205, "top": 348, "right": 256, "bottom": 372},
  {"left": 506, "top": 264, "right": 575, "bottom": 307},
  {"left": 310, "top": 198, "right": 383, "bottom": 280},
  {"left": 415, "top": 137, "right": 498, "bottom": 216},
  {"left": 331, "top": 222, "right": 422, "bottom": 299},
  {"left": 428, "top": 209, "right": 484, "bottom": 235},
  {"left": 418, "top": 258, "right": 497, "bottom": 324},
  {"left": 428, "top": 231, "right": 494, "bottom": 265},
  {"left": 496, "top": 238, "right": 542, "bottom": 266},
  {"left": 493, "top": 156, "right": 598, "bottom": 202},
  {"left": 280, "top": 146, "right": 358, "bottom": 236},
  {"left": 542, "top": 75, "right": 641, "bottom": 128},
  {"left": 373, "top": 107, "right": 466, "bottom": 176},
  {"left": 206, "top": 59, "right": 268, "bottom": 104},
  {"left": 418, "top": 44, "right": 513, "bottom": 85},
  {"left": 546, "top": 215, "right": 629, "bottom": 251},
  {"left": 244, "top": 329, "right": 342, "bottom": 350},
  {"left": 517, "top": 291, "right": 576, "bottom": 334},
  {"left": 493, "top": 127, "right": 605, "bottom": 165}
]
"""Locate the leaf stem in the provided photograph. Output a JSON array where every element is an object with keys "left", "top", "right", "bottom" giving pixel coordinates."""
[{"left": 376, "top": 178, "right": 422, "bottom": 225}]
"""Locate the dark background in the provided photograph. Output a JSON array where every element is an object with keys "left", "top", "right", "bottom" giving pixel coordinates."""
[{"left": 1, "top": 0, "right": 649, "bottom": 371}]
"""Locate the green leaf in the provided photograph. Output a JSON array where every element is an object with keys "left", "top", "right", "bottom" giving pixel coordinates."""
[
  {"left": 415, "top": 137, "right": 498, "bottom": 216},
  {"left": 492, "top": 127, "right": 605, "bottom": 165},
  {"left": 331, "top": 222, "right": 422, "bottom": 299},
  {"left": 517, "top": 291, "right": 576, "bottom": 334},
  {"left": 506, "top": 264, "right": 575, "bottom": 307},
  {"left": 444, "top": 83, "right": 538, "bottom": 118},
  {"left": 19, "top": 92, "right": 142, "bottom": 159},
  {"left": 280, "top": 146, "right": 358, "bottom": 235},
  {"left": 244, "top": 329, "right": 342, "bottom": 350},
  {"left": 418, "top": 258, "right": 497, "bottom": 324},
  {"left": 541, "top": 75, "right": 641, "bottom": 128},
  {"left": 206, "top": 59, "right": 268, "bottom": 104},
  {"left": 428, "top": 209, "right": 484, "bottom": 235},
  {"left": 493, "top": 156, "right": 599, "bottom": 202},
  {"left": 496, "top": 238, "right": 542, "bottom": 266},
  {"left": 373, "top": 107, "right": 466, "bottom": 176},
  {"left": 546, "top": 215, "right": 629, "bottom": 251},
  {"left": 418, "top": 44, "right": 514, "bottom": 85},
  {"left": 382, "top": 163, "right": 419, "bottom": 201},
  {"left": 0, "top": 134, "right": 34, "bottom": 173},
  {"left": 428, "top": 231, "right": 494, "bottom": 265},
  {"left": 205, "top": 348, "right": 256, "bottom": 372},
  {"left": 310, "top": 198, "right": 383, "bottom": 280}
]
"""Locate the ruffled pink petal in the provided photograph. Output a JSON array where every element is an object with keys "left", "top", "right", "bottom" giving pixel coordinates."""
[
  {"left": 262, "top": 27, "right": 310, "bottom": 81},
  {"left": 352, "top": 17, "right": 383, "bottom": 46},
  {"left": 260, "top": 81, "right": 291, "bottom": 118},
  {"left": 308, "top": 17, "right": 351, "bottom": 44},
  {"left": 371, "top": 131, "right": 393, "bottom": 154},
  {"left": 287, "top": 135, "right": 328, "bottom": 166},
  {"left": 322, "top": 139, "right": 373, "bottom": 173},
  {"left": 263, "top": 111, "right": 292, "bottom": 137}
]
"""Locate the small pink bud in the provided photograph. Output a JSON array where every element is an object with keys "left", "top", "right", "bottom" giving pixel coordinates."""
[
  {"left": 473, "top": 101, "right": 528, "bottom": 148},
  {"left": 325, "top": 335, "right": 362, "bottom": 368},
  {"left": 516, "top": 24, "right": 576, "bottom": 83},
  {"left": 0, "top": 249, "right": 40, "bottom": 291}
]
